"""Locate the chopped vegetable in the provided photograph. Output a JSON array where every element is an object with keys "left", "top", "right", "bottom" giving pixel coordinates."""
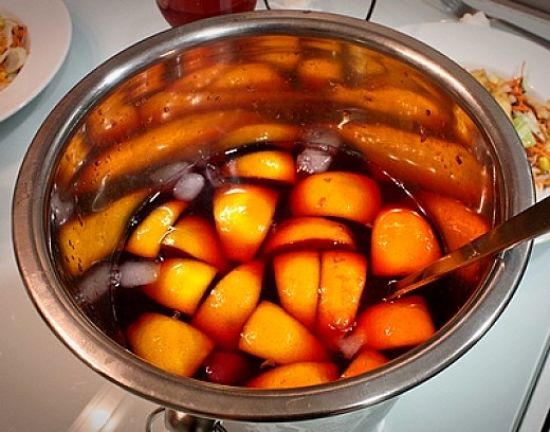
[
  {"left": 0, "top": 13, "right": 28, "bottom": 90},
  {"left": 471, "top": 67, "right": 550, "bottom": 190}
]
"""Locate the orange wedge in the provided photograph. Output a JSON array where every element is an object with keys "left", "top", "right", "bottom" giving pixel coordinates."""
[
  {"left": 192, "top": 261, "right": 264, "bottom": 349},
  {"left": 126, "top": 200, "right": 187, "bottom": 258},
  {"left": 371, "top": 208, "right": 441, "bottom": 277},
  {"left": 239, "top": 301, "right": 329, "bottom": 364},
  {"left": 263, "top": 216, "right": 356, "bottom": 255},
  {"left": 273, "top": 250, "right": 320, "bottom": 329},
  {"left": 143, "top": 258, "right": 218, "bottom": 315},
  {"left": 290, "top": 171, "right": 381, "bottom": 224},
  {"left": 297, "top": 57, "right": 343, "bottom": 89},
  {"left": 247, "top": 362, "right": 338, "bottom": 389},
  {"left": 162, "top": 215, "right": 228, "bottom": 271},
  {"left": 341, "top": 348, "right": 388, "bottom": 379},
  {"left": 224, "top": 150, "right": 296, "bottom": 184},
  {"left": 317, "top": 251, "right": 367, "bottom": 350},
  {"left": 210, "top": 62, "right": 288, "bottom": 91},
  {"left": 354, "top": 295, "right": 436, "bottom": 351},
  {"left": 127, "top": 312, "right": 214, "bottom": 377},
  {"left": 213, "top": 184, "right": 278, "bottom": 262}
]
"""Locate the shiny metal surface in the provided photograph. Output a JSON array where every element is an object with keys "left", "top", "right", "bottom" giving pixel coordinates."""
[
  {"left": 12, "top": 10, "right": 534, "bottom": 426},
  {"left": 391, "top": 194, "right": 550, "bottom": 298}
]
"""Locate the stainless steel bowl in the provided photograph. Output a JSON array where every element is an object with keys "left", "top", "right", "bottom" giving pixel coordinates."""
[{"left": 12, "top": 10, "right": 534, "bottom": 430}]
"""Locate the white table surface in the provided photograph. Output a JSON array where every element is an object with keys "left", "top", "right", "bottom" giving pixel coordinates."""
[{"left": 1, "top": 1, "right": 549, "bottom": 431}]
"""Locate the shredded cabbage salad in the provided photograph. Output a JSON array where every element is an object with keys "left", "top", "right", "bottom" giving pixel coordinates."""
[
  {"left": 0, "top": 12, "right": 28, "bottom": 91},
  {"left": 471, "top": 68, "right": 550, "bottom": 190}
]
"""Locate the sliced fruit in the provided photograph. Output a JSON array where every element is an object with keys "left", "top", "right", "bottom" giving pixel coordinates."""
[
  {"left": 224, "top": 150, "right": 296, "bottom": 184},
  {"left": 353, "top": 295, "right": 436, "bottom": 351},
  {"left": 58, "top": 190, "right": 148, "bottom": 276},
  {"left": 338, "top": 122, "right": 488, "bottom": 207},
  {"left": 86, "top": 91, "right": 140, "bottom": 146},
  {"left": 273, "top": 250, "right": 320, "bottom": 329},
  {"left": 210, "top": 62, "right": 288, "bottom": 91},
  {"left": 213, "top": 184, "right": 278, "bottom": 262},
  {"left": 55, "top": 131, "right": 90, "bottom": 189},
  {"left": 216, "top": 123, "right": 299, "bottom": 153},
  {"left": 249, "top": 35, "right": 301, "bottom": 71},
  {"left": 297, "top": 57, "right": 343, "bottom": 89},
  {"left": 143, "top": 258, "right": 218, "bottom": 315},
  {"left": 263, "top": 216, "right": 356, "bottom": 255},
  {"left": 289, "top": 171, "right": 381, "bottom": 224},
  {"left": 125, "top": 63, "right": 166, "bottom": 101},
  {"left": 341, "top": 348, "right": 388, "bottom": 379},
  {"left": 317, "top": 251, "right": 367, "bottom": 350},
  {"left": 170, "top": 63, "right": 229, "bottom": 92},
  {"left": 371, "top": 207, "right": 441, "bottom": 277},
  {"left": 418, "top": 191, "right": 491, "bottom": 283},
  {"left": 127, "top": 312, "right": 214, "bottom": 377},
  {"left": 247, "top": 362, "right": 338, "bottom": 389},
  {"left": 203, "top": 350, "right": 253, "bottom": 386},
  {"left": 76, "top": 110, "right": 259, "bottom": 195},
  {"left": 239, "top": 301, "right": 329, "bottom": 364},
  {"left": 162, "top": 215, "right": 228, "bottom": 271},
  {"left": 126, "top": 200, "right": 188, "bottom": 258},
  {"left": 192, "top": 261, "right": 264, "bottom": 349}
]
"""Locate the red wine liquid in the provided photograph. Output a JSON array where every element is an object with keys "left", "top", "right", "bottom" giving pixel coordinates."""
[{"left": 157, "top": 0, "right": 258, "bottom": 26}]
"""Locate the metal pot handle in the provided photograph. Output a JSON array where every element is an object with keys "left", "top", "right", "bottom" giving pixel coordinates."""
[{"left": 146, "top": 407, "right": 228, "bottom": 432}]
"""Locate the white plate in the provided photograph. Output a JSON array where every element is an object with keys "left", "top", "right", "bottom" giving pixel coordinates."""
[
  {"left": 0, "top": 0, "right": 71, "bottom": 121},
  {"left": 399, "top": 21, "right": 550, "bottom": 244}
]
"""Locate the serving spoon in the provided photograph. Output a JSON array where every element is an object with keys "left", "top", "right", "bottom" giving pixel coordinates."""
[{"left": 388, "top": 194, "right": 550, "bottom": 300}]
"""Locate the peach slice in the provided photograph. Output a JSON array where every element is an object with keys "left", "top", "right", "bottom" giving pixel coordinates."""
[
  {"left": 338, "top": 123, "right": 488, "bottom": 207},
  {"left": 239, "top": 301, "right": 329, "bottom": 364},
  {"left": 170, "top": 63, "right": 230, "bottom": 92},
  {"left": 126, "top": 200, "right": 188, "bottom": 258},
  {"left": 75, "top": 110, "right": 259, "bottom": 195},
  {"left": 210, "top": 62, "right": 288, "bottom": 91},
  {"left": 192, "top": 261, "right": 264, "bottom": 349},
  {"left": 273, "top": 250, "right": 320, "bottom": 329},
  {"left": 127, "top": 312, "right": 214, "bottom": 377},
  {"left": 162, "top": 215, "right": 228, "bottom": 271},
  {"left": 143, "top": 258, "right": 218, "bottom": 315},
  {"left": 224, "top": 150, "right": 296, "bottom": 184},
  {"left": 249, "top": 35, "right": 301, "bottom": 71},
  {"left": 263, "top": 216, "right": 356, "bottom": 255},
  {"left": 58, "top": 190, "right": 148, "bottom": 276},
  {"left": 297, "top": 57, "right": 343, "bottom": 89},
  {"left": 213, "top": 184, "right": 278, "bottom": 262},
  {"left": 55, "top": 131, "right": 90, "bottom": 189},
  {"left": 353, "top": 295, "right": 436, "bottom": 351},
  {"left": 290, "top": 171, "right": 381, "bottom": 224},
  {"left": 317, "top": 251, "right": 367, "bottom": 350},
  {"left": 371, "top": 208, "right": 441, "bottom": 277},
  {"left": 247, "top": 362, "right": 338, "bottom": 389},
  {"left": 216, "top": 123, "right": 300, "bottom": 154},
  {"left": 341, "top": 348, "right": 388, "bottom": 379},
  {"left": 86, "top": 91, "right": 140, "bottom": 146},
  {"left": 418, "top": 191, "right": 491, "bottom": 283}
]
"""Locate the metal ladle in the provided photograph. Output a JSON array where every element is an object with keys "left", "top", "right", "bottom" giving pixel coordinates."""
[{"left": 388, "top": 194, "right": 550, "bottom": 300}]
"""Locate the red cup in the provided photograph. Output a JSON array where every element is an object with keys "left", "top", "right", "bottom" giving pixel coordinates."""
[{"left": 156, "top": 0, "right": 258, "bottom": 26}]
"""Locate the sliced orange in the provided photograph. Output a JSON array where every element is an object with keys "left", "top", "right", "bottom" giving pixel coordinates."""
[
  {"left": 371, "top": 208, "right": 441, "bottom": 277},
  {"left": 58, "top": 190, "right": 148, "bottom": 276},
  {"left": 290, "top": 171, "right": 381, "bottom": 224},
  {"left": 143, "top": 258, "right": 217, "bottom": 315},
  {"left": 192, "top": 261, "right": 264, "bottom": 349},
  {"left": 126, "top": 200, "right": 187, "bottom": 258},
  {"left": 297, "top": 57, "right": 343, "bottom": 89},
  {"left": 162, "top": 215, "right": 228, "bottom": 271},
  {"left": 247, "top": 362, "right": 338, "bottom": 389},
  {"left": 263, "top": 216, "right": 356, "bottom": 255},
  {"left": 210, "top": 62, "right": 288, "bottom": 91},
  {"left": 127, "top": 312, "right": 214, "bottom": 377},
  {"left": 213, "top": 184, "right": 278, "bottom": 262},
  {"left": 216, "top": 123, "right": 299, "bottom": 154},
  {"left": 341, "top": 348, "right": 388, "bottom": 379},
  {"left": 354, "top": 295, "right": 436, "bottom": 351},
  {"left": 317, "top": 251, "right": 367, "bottom": 350},
  {"left": 239, "top": 301, "right": 329, "bottom": 364},
  {"left": 273, "top": 250, "right": 320, "bottom": 329},
  {"left": 224, "top": 150, "right": 296, "bottom": 184}
]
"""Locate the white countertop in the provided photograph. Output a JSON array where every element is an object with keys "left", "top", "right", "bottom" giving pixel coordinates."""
[{"left": 1, "top": 1, "right": 549, "bottom": 431}]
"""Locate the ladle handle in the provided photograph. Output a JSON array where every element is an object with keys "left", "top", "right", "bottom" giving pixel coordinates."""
[{"left": 389, "top": 194, "right": 550, "bottom": 299}]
